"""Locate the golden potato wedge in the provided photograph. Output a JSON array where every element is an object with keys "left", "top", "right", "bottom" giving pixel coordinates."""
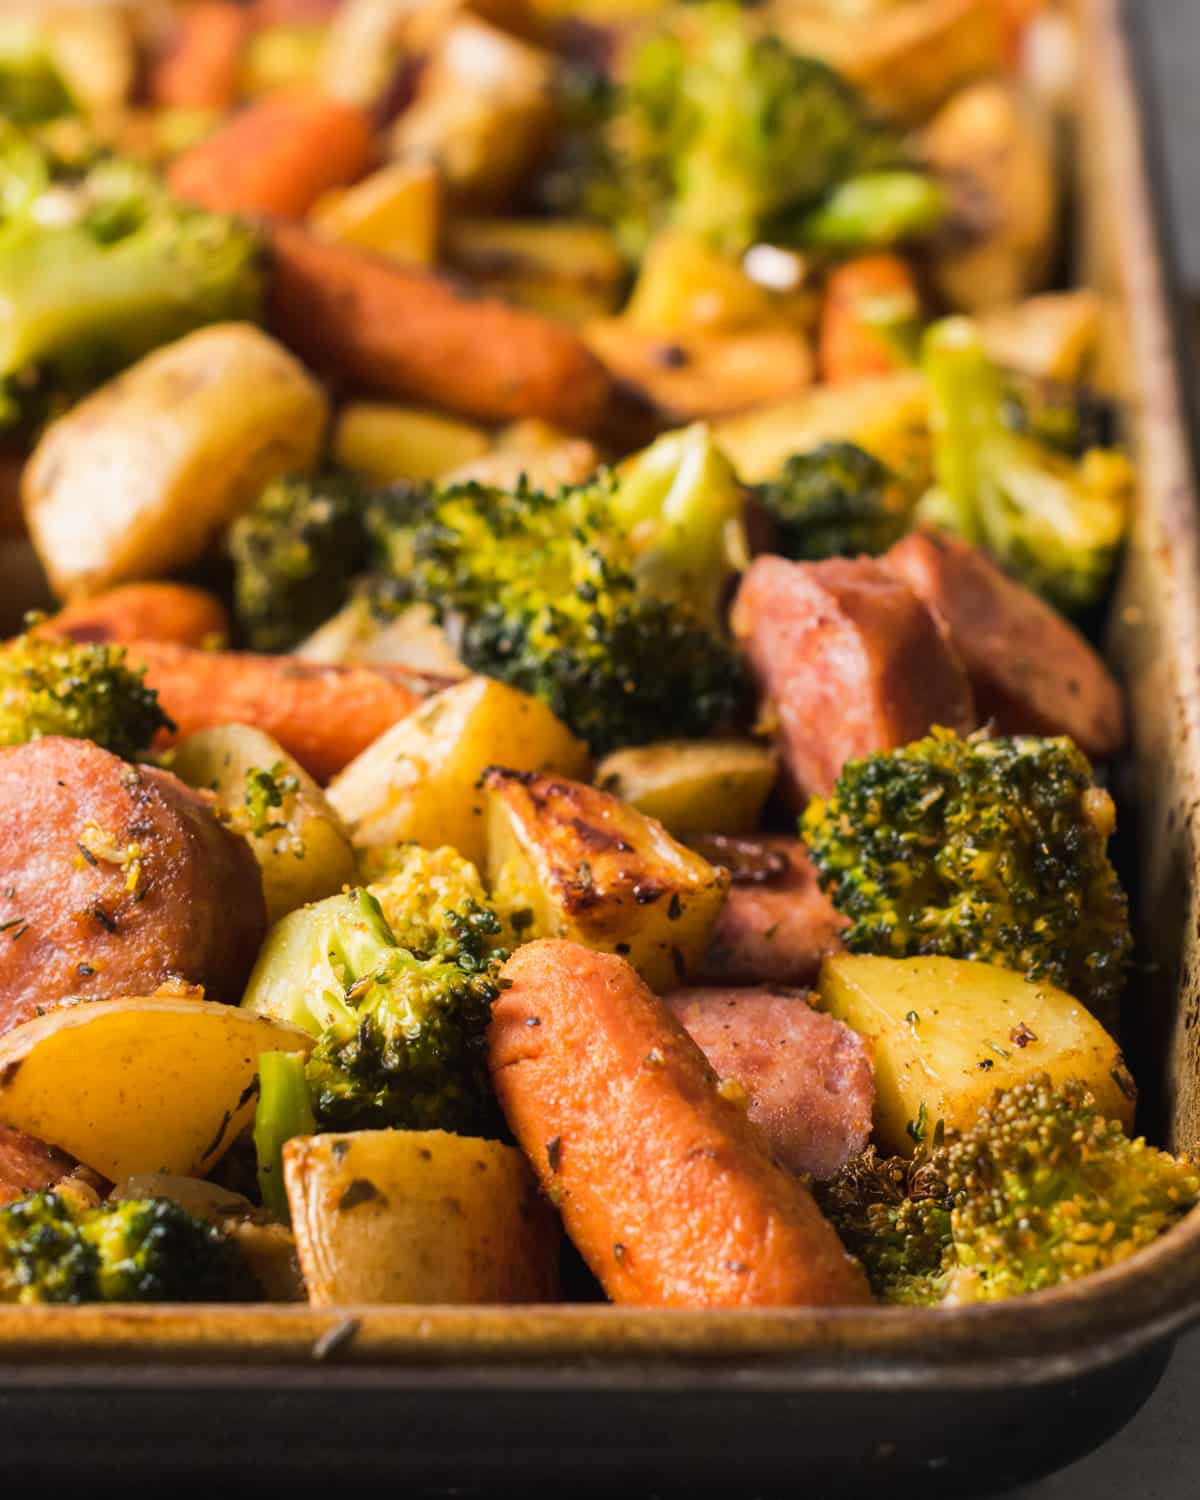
[
  {"left": 445, "top": 216, "right": 626, "bottom": 324},
  {"left": 328, "top": 675, "right": 590, "bottom": 869},
  {"left": 23, "top": 323, "right": 327, "bottom": 599},
  {"left": 333, "top": 402, "right": 490, "bottom": 483},
  {"left": 297, "top": 599, "right": 468, "bottom": 679},
  {"left": 311, "top": 160, "right": 442, "bottom": 267},
  {"left": 623, "top": 232, "right": 780, "bottom": 340},
  {"left": 484, "top": 768, "right": 729, "bottom": 992},
  {"left": 924, "top": 82, "right": 1058, "bottom": 313},
  {"left": 0, "top": 997, "right": 313, "bottom": 1181},
  {"left": 977, "top": 289, "right": 1102, "bottom": 384},
  {"left": 817, "top": 954, "right": 1135, "bottom": 1154},
  {"left": 595, "top": 740, "right": 777, "bottom": 837},
  {"left": 284, "top": 1128, "right": 560, "bottom": 1305},
  {"left": 171, "top": 724, "right": 357, "bottom": 926}
]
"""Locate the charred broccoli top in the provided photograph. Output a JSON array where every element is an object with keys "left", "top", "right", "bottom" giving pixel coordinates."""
[
  {"left": 0, "top": 630, "right": 172, "bottom": 759},
  {"left": 801, "top": 729, "right": 1133, "bottom": 1019},
  {"left": 0, "top": 1191, "right": 260, "bottom": 1304},
  {"left": 754, "top": 441, "right": 913, "bottom": 561},
  {"left": 817, "top": 1077, "right": 1200, "bottom": 1304}
]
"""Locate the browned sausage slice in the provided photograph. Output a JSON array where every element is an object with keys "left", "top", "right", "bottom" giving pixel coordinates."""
[
  {"left": 0, "top": 1125, "right": 76, "bottom": 1206},
  {"left": 883, "top": 528, "right": 1125, "bottom": 758},
  {"left": 665, "top": 987, "right": 873, "bottom": 1180},
  {"left": 731, "top": 554, "right": 977, "bottom": 803},
  {"left": 489, "top": 939, "right": 870, "bottom": 1307},
  {"left": 697, "top": 835, "right": 846, "bottom": 988},
  {"left": 0, "top": 738, "right": 266, "bottom": 1036}
]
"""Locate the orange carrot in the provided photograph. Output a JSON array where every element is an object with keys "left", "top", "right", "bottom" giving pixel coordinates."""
[
  {"left": 150, "top": 3, "right": 249, "bottom": 112},
  {"left": 268, "top": 222, "right": 613, "bottom": 431},
  {"left": 818, "top": 255, "right": 922, "bottom": 385},
  {"left": 127, "top": 640, "right": 436, "bottom": 781},
  {"left": 168, "top": 90, "right": 374, "bottom": 219},
  {"left": 489, "top": 940, "right": 871, "bottom": 1308},
  {"left": 35, "top": 584, "right": 231, "bottom": 651}
]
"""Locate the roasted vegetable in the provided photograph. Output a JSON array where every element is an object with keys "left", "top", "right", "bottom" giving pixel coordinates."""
[
  {"left": 754, "top": 441, "right": 913, "bottom": 561},
  {"left": 0, "top": 630, "right": 171, "bottom": 760},
  {"left": 0, "top": 1190, "right": 260, "bottom": 1305},
  {"left": 920, "top": 317, "right": 1132, "bottom": 614},
  {"left": 816, "top": 1076, "right": 1200, "bottom": 1305},
  {"left": 801, "top": 728, "right": 1133, "bottom": 1020},
  {"left": 0, "top": 19, "right": 74, "bottom": 124}
]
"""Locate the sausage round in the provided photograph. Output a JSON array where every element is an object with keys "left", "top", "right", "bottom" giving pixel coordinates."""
[{"left": 0, "top": 1125, "right": 76, "bottom": 1206}]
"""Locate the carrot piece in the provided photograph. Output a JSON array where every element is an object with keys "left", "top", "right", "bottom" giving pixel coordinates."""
[
  {"left": 488, "top": 940, "right": 871, "bottom": 1308},
  {"left": 35, "top": 584, "right": 231, "bottom": 651},
  {"left": 267, "top": 222, "right": 613, "bottom": 432},
  {"left": 150, "top": 3, "right": 249, "bottom": 112},
  {"left": 168, "top": 90, "right": 375, "bottom": 219},
  {"left": 126, "top": 640, "right": 434, "bottom": 781},
  {"left": 818, "top": 254, "right": 922, "bottom": 385}
]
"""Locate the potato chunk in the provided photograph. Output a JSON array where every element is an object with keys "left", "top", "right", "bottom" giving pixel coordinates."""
[
  {"left": 327, "top": 675, "right": 590, "bottom": 868},
  {"left": 595, "top": 740, "right": 777, "bottom": 837},
  {"left": 23, "top": 323, "right": 328, "bottom": 599},
  {"left": 171, "top": 724, "right": 357, "bottom": 926},
  {"left": 484, "top": 769, "right": 729, "bottom": 992},
  {"left": 0, "top": 996, "right": 313, "bottom": 1181},
  {"left": 817, "top": 954, "right": 1135, "bottom": 1153},
  {"left": 284, "top": 1129, "right": 559, "bottom": 1305}
]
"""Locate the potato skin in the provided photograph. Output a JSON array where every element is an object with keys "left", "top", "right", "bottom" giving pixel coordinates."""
[
  {"left": 489, "top": 940, "right": 870, "bottom": 1308},
  {"left": 0, "top": 737, "right": 266, "bottom": 1035}
]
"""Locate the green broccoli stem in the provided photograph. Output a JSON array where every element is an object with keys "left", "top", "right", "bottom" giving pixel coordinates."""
[
  {"left": 797, "top": 171, "right": 948, "bottom": 252},
  {"left": 922, "top": 317, "right": 1002, "bottom": 547},
  {"left": 254, "top": 1050, "right": 316, "bottom": 1222}
]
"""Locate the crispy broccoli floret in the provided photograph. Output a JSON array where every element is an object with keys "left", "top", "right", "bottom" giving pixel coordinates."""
[
  {"left": 228, "top": 474, "right": 377, "bottom": 652},
  {"left": 0, "top": 1191, "right": 260, "bottom": 1304},
  {"left": 246, "top": 885, "right": 505, "bottom": 1135},
  {"left": 819, "top": 1077, "right": 1200, "bottom": 1304},
  {"left": 0, "top": 129, "right": 262, "bottom": 431},
  {"left": 367, "top": 426, "right": 751, "bottom": 753},
  {"left": 918, "top": 317, "right": 1133, "bottom": 615},
  {"left": 365, "top": 843, "right": 502, "bottom": 947},
  {"left": 0, "top": 630, "right": 173, "bottom": 759},
  {"left": 801, "top": 729, "right": 1133, "bottom": 1019},
  {"left": 588, "top": 3, "right": 903, "bottom": 256},
  {"left": 754, "top": 441, "right": 914, "bottom": 561}
]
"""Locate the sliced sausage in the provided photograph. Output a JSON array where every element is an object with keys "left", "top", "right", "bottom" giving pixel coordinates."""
[
  {"left": 698, "top": 835, "right": 847, "bottom": 988},
  {"left": 883, "top": 528, "right": 1125, "bottom": 758},
  {"left": 489, "top": 939, "right": 870, "bottom": 1308},
  {"left": 0, "top": 1126, "right": 76, "bottom": 1206},
  {"left": 0, "top": 738, "right": 266, "bottom": 1036},
  {"left": 730, "top": 554, "right": 977, "bottom": 804},
  {"left": 665, "top": 987, "right": 874, "bottom": 1180}
]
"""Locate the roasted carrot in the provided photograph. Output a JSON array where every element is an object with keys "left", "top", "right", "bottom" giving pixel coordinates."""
[
  {"left": 126, "top": 640, "right": 435, "bottom": 781},
  {"left": 34, "top": 584, "right": 231, "bottom": 651},
  {"left": 168, "top": 90, "right": 374, "bottom": 219},
  {"left": 488, "top": 940, "right": 871, "bottom": 1308},
  {"left": 150, "top": 3, "right": 249, "bottom": 112},
  {"left": 267, "top": 223, "right": 613, "bottom": 432},
  {"left": 818, "top": 255, "right": 922, "bottom": 385}
]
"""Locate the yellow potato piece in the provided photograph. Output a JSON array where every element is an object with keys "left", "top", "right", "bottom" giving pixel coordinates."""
[
  {"left": 817, "top": 954, "right": 1136, "bottom": 1154},
  {"left": 484, "top": 767, "right": 729, "bottom": 993},
  {"left": 327, "top": 675, "right": 590, "bottom": 868},
  {"left": 284, "top": 1129, "right": 559, "bottom": 1305},
  {"left": 333, "top": 402, "right": 490, "bottom": 483},
  {"left": 595, "top": 739, "right": 777, "bottom": 837},
  {"left": 0, "top": 997, "right": 313, "bottom": 1181},
  {"left": 310, "top": 160, "right": 442, "bottom": 266}
]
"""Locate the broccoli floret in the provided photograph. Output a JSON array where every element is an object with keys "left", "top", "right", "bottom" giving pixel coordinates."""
[
  {"left": 0, "top": 630, "right": 173, "bottom": 759},
  {"left": 366, "top": 426, "right": 751, "bottom": 753},
  {"left": 588, "top": 3, "right": 903, "bottom": 257},
  {"left": 0, "top": 1191, "right": 260, "bottom": 1304},
  {"left": 364, "top": 843, "right": 503, "bottom": 948},
  {"left": 801, "top": 728, "right": 1133, "bottom": 1020},
  {"left": 0, "top": 20, "right": 74, "bottom": 125},
  {"left": 254, "top": 1049, "right": 316, "bottom": 1221},
  {"left": 0, "top": 129, "right": 262, "bottom": 432},
  {"left": 918, "top": 317, "right": 1133, "bottom": 615},
  {"left": 228, "top": 474, "right": 378, "bottom": 652},
  {"left": 796, "top": 170, "right": 948, "bottom": 253},
  {"left": 754, "top": 441, "right": 914, "bottom": 561},
  {"left": 818, "top": 1077, "right": 1200, "bottom": 1304},
  {"left": 244, "top": 884, "right": 506, "bottom": 1135}
]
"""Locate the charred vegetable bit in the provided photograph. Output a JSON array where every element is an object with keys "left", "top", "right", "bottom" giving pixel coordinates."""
[
  {"left": 0, "top": 126, "right": 263, "bottom": 431},
  {"left": 920, "top": 318, "right": 1133, "bottom": 615},
  {"left": 586, "top": 2, "right": 905, "bottom": 257},
  {"left": 0, "top": 630, "right": 173, "bottom": 760},
  {"left": 0, "top": 1191, "right": 260, "bottom": 1304},
  {"left": 754, "top": 441, "right": 914, "bottom": 561},
  {"left": 802, "top": 729, "right": 1133, "bottom": 1019},
  {"left": 817, "top": 1077, "right": 1200, "bottom": 1304}
]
